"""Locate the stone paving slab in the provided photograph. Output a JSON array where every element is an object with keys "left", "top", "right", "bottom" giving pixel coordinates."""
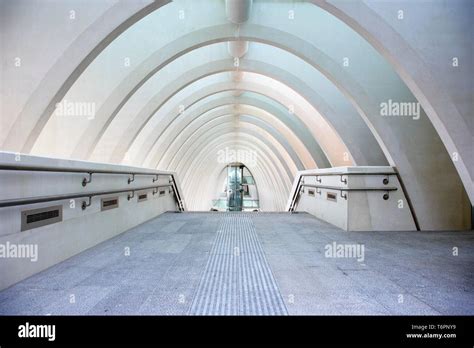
[{"left": 0, "top": 212, "right": 472, "bottom": 315}]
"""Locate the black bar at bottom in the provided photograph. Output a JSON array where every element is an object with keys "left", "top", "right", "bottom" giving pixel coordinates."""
[{"left": 0, "top": 316, "right": 472, "bottom": 346}]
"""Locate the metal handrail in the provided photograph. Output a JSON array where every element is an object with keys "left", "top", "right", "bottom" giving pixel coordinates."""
[
  {"left": 299, "top": 171, "right": 396, "bottom": 185},
  {"left": 0, "top": 184, "right": 173, "bottom": 209},
  {"left": 169, "top": 176, "right": 185, "bottom": 211},
  {"left": 300, "top": 184, "right": 398, "bottom": 192},
  {"left": 0, "top": 163, "right": 169, "bottom": 176},
  {"left": 0, "top": 163, "right": 171, "bottom": 187},
  {"left": 392, "top": 168, "right": 420, "bottom": 231},
  {"left": 301, "top": 184, "right": 397, "bottom": 201},
  {"left": 300, "top": 172, "right": 397, "bottom": 177},
  {"left": 288, "top": 170, "right": 420, "bottom": 231},
  {"left": 288, "top": 174, "right": 304, "bottom": 212},
  {"left": 0, "top": 163, "right": 186, "bottom": 212}
]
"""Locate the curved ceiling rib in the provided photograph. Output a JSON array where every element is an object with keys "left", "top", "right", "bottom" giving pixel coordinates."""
[
  {"left": 313, "top": 0, "right": 473, "bottom": 203},
  {"left": 2, "top": 1, "right": 470, "bottom": 228},
  {"left": 1, "top": 0, "right": 171, "bottom": 152},
  {"left": 112, "top": 58, "right": 373, "bottom": 167},
  {"left": 129, "top": 82, "right": 336, "bottom": 169},
  {"left": 172, "top": 116, "right": 302, "bottom": 177},
  {"left": 75, "top": 58, "right": 353, "bottom": 167},
  {"left": 132, "top": 92, "right": 321, "bottom": 169},
  {"left": 153, "top": 105, "right": 314, "bottom": 170},
  {"left": 181, "top": 137, "right": 290, "bottom": 211},
  {"left": 182, "top": 137, "right": 288, "bottom": 207},
  {"left": 171, "top": 127, "right": 288, "bottom": 187},
  {"left": 177, "top": 124, "right": 295, "bottom": 186}
]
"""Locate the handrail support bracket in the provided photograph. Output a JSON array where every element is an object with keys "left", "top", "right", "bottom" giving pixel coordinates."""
[
  {"left": 81, "top": 196, "right": 92, "bottom": 210},
  {"left": 82, "top": 172, "right": 93, "bottom": 187}
]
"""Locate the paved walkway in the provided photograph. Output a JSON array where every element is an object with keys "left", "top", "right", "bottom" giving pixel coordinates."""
[{"left": 1, "top": 212, "right": 473, "bottom": 315}]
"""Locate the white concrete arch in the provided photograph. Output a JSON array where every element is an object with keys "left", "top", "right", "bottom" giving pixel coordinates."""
[
  {"left": 130, "top": 82, "right": 334, "bottom": 169},
  {"left": 190, "top": 152, "right": 274, "bottom": 211},
  {"left": 3, "top": 1, "right": 469, "bottom": 206},
  {"left": 51, "top": 24, "right": 384, "bottom": 167},
  {"left": 80, "top": 59, "right": 352, "bottom": 168},
  {"left": 41, "top": 24, "right": 465, "bottom": 228},
  {"left": 181, "top": 137, "right": 290, "bottom": 211},
  {"left": 83, "top": 44, "right": 379, "bottom": 170},
  {"left": 170, "top": 114, "right": 302, "bottom": 178},
  {"left": 313, "top": 0, "right": 473, "bottom": 203},
  {"left": 152, "top": 106, "right": 313, "bottom": 171},
  {"left": 181, "top": 136, "right": 288, "bottom": 211},
  {"left": 190, "top": 155, "right": 271, "bottom": 211},
  {"left": 134, "top": 90, "right": 327, "bottom": 168},
  {"left": 176, "top": 127, "right": 292, "bottom": 190},
  {"left": 175, "top": 123, "right": 295, "bottom": 188},
  {"left": 6, "top": 23, "right": 436, "bottom": 223},
  {"left": 170, "top": 125, "right": 290, "bottom": 192},
  {"left": 91, "top": 50, "right": 465, "bottom": 229},
  {"left": 145, "top": 100, "right": 316, "bottom": 170},
  {"left": 122, "top": 56, "right": 383, "bottom": 168},
  {"left": 1, "top": 0, "right": 170, "bottom": 150},
  {"left": 1, "top": 1, "right": 471, "bottom": 229}
]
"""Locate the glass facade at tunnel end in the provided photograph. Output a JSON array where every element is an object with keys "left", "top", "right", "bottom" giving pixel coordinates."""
[{"left": 212, "top": 163, "right": 259, "bottom": 211}]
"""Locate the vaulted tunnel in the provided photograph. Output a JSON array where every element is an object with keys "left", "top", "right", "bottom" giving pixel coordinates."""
[{"left": 0, "top": 0, "right": 472, "bottom": 316}]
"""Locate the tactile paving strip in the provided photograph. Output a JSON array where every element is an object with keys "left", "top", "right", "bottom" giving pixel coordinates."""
[{"left": 189, "top": 212, "right": 288, "bottom": 315}]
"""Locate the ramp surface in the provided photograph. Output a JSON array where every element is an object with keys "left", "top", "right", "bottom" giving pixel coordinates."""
[{"left": 0, "top": 212, "right": 473, "bottom": 315}]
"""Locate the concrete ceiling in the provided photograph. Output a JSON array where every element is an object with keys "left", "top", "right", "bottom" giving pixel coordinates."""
[{"left": 0, "top": 0, "right": 472, "bottom": 229}]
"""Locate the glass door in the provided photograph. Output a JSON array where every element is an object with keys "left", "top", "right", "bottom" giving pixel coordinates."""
[{"left": 227, "top": 165, "right": 243, "bottom": 211}]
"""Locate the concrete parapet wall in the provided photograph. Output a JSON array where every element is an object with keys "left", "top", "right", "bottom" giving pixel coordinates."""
[
  {"left": 0, "top": 152, "right": 182, "bottom": 290},
  {"left": 290, "top": 166, "right": 417, "bottom": 231}
]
